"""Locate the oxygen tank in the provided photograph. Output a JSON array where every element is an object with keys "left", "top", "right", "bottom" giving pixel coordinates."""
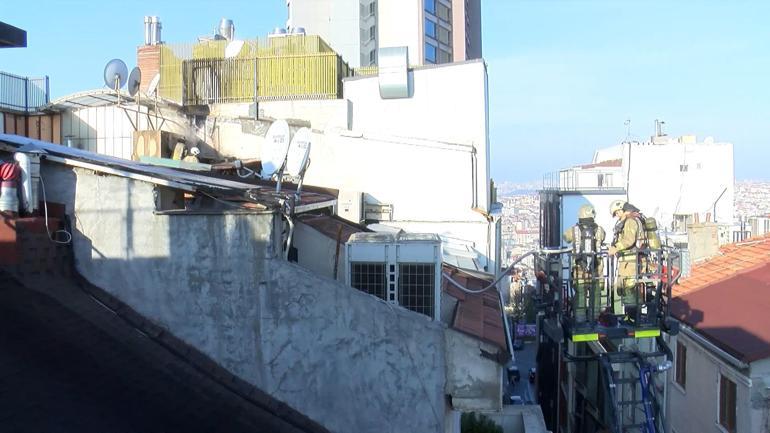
[{"left": 644, "top": 217, "right": 661, "bottom": 249}]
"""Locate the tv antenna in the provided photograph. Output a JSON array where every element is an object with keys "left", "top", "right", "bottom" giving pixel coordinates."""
[
  {"left": 624, "top": 118, "right": 631, "bottom": 140},
  {"left": 285, "top": 127, "right": 312, "bottom": 200},
  {"left": 260, "top": 119, "right": 291, "bottom": 191}
]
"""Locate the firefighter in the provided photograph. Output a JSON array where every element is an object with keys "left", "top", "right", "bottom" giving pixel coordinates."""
[
  {"left": 563, "top": 204, "right": 605, "bottom": 322},
  {"left": 608, "top": 201, "right": 647, "bottom": 317}
]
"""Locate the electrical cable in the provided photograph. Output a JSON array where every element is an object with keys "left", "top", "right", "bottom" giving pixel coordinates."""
[
  {"left": 39, "top": 174, "right": 73, "bottom": 245},
  {"left": 442, "top": 247, "right": 572, "bottom": 295}
]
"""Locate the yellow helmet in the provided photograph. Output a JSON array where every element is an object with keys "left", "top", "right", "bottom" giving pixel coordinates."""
[
  {"left": 609, "top": 200, "right": 625, "bottom": 216},
  {"left": 578, "top": 204, "right": 596, "bottom": 219}
]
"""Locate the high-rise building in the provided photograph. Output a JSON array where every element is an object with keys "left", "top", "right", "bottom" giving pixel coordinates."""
[
  {"left": 285, "top": 0, "right": 482, "bottom": 67},
  {"left": 286, "top": 0, "right": 378, "bottom": 68}
]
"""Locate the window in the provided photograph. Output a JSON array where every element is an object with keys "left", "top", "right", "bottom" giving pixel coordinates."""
[
  {"left": 675, "top": 341, "right": 686, "bottom": 389},
  {"left": 437, "top": 48, "right": 452, "bottom": 64},
  {"left": 437, "top": 2, "right": 451, "bottom": 23},
  {"left": 437, "top": 26, "right": 451, "bottom": 45},
  {"left": 424, "top": 42, "right": 437, "bottom": 63},
  {"left": 369, "top": 25, "right": 376, "bottom": 41},
  {"left": 424, "top": 0, "right": 435, "bottom": 14},
  {"left": 680, "top": 164, "right": 688, "bottom": 172},
  {"left": 369, "top": 49, "right": 376, "bottom": 65},
  {"left": 424, "top": 18, "right": 436, "bottom": 38},
  {"left": 719, "top": 374, "right": 737, "bottom": 433},
  {"left": 369, "top": 1, "right": 376, "bottom": 16},
  {"left": 350, "top": 262, "right": 386, "bottom": 300},
  {"left": 398, "top": 263, "right": 435, "bottom": 318}
]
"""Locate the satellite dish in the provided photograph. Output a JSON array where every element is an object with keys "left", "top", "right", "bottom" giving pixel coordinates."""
[
  {"left": 146, "top": 73, "right": 161, "bottom": 96},
  {"left": 225, "top": 40, "right": 245, "bottom": 58},
  {"left": 127, "top": 67, "right": 142, "bottom": 97},
  {"left": 285, "top": 127, "right": 311, "bottom": 176},
  {"left": 103, "top": 59, "right": 128, "bottom": 90},
  {"left": 260, "top": 119, "right": 290, "bottom": 178}
]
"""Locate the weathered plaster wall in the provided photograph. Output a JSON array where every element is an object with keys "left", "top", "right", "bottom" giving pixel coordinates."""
[
  {"left": 41, "top": 162, "right": 447, "bottom": 433},
  {"left": 445, "top": 329, "right": 503, "bottom": 411}
]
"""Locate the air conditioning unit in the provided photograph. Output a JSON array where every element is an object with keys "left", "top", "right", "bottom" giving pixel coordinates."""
[
  {"left": 132, "top": 130, "right": 178, "bottom": 161},
  {"left": 345, "top": 232, "right": 442, "bottom": 320}
]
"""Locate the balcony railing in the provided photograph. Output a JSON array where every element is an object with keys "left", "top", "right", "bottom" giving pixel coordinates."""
[
  {"left": 0, "top": 71, "right": 49, "bottom": 113},
  {"left": 542, "top": 169, "right": 625, "bottom": 192}
]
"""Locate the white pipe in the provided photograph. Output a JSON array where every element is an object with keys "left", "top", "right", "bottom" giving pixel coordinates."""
[{"left": 14, "top": 152, "right": 33, "bottom": 213}]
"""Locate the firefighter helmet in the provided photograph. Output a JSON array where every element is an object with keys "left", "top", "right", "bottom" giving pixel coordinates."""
[
  {"left": 609, "top": 200, "right": 625, "bottom": 217},
  {"left": 578, "top": 204, "right": 596, "bottom": 220}
]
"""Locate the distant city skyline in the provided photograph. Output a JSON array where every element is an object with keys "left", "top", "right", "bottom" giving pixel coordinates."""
[{"left": 3, "top": 1, "right": 769, "bottom": 182}]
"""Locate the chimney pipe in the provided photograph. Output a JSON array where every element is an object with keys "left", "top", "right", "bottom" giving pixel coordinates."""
[{"left": 144, "top": 16, "right": 162, "bottom": 45}]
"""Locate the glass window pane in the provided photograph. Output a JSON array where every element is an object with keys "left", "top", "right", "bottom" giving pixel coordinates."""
[
  {"left": 425, "top": 18, "right": 436, "bottom": 38},
  {"left": 437, "top": 3, "right": 451, "bottom": 22},
  {"left": 424, "top": 43, "right": 437, "bottom": 63},
  {"left": 438, "top": 26, "right": 451, "bottom": 45},
  {"left": 424, "top": 0, "right": 435, "bottom": 14}
]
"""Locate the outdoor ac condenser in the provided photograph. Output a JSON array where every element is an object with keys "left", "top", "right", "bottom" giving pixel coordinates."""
[{"left": 345, "top": 232, "right": 442, "bottom": 320}]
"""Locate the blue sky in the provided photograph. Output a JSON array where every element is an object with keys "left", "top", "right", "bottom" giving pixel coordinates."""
[{"left": 3, "top": 1, "right": 769, "bottom": 182}]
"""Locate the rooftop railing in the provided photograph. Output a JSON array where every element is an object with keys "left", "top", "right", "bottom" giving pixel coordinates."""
[
  {"left": 542, "top": 169, "right": 626, "bottom": 193},
  {"left": 159, "top": 36, "right": 351, "bottom": 105},
  {"left": 0, "top": 71, "right": 49, "bottom": 113}
]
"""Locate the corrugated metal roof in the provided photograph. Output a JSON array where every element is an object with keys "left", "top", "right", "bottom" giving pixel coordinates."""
[
  {"left": 442, "top": 265, "right": 507, "bottom": 351},
  {"left": 0, "top": 134, "right": 336, "bottom": 212}
]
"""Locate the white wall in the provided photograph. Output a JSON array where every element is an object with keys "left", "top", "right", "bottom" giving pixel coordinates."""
[
  {"left": 377, "top": 0, "right": 421, "bottom": 65},
  {"left": 343, "top": 60, "right": 491, "bottom": 213},
  {"left": 625, "top": 140, "right": 735, "bottom": 230},
  {"left": 289, "top": 0, "right": 364, "bottom": 67},
  {"left": 667, "top": 332, "right": 755, "bottom": 433}
]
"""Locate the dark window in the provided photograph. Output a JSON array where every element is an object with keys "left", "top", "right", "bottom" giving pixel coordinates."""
[
  {"left": 398, "top": 263, "right": 435, "bottom": 318},
  {"left": 437, "top": 26, "right": 451, "bottom": 45},
  {"left": 350, "top": 262, "right": 386, "bottom": 300},
  {"left": 437, "top": 48, "right": 452, "bottom": 64},
  {"left": 425, "top": 18, "right": 436, "bottom": 38},
  {"left": 369, "top": 1, "right": 376, "bottom": 16},
  {"left": 719, "top": 374, "right": 737, "bottom": 433},
  {"left": 437, "top": 2, "right": 451, "bottom": 23},
  {"left": 424, "top": 0, "right": 435, "bottom": 14},
  {"left": 369, "top": 49, "right": 376, "bottom": 65},
  {"left": 425, "top": 43, "right": 437, "bottom": 63},
  {"left": 680, "top": 164, "right": 688, "bottom": 172},
  {"left": 369, "top": 25, "right": 376, "bottom": 41},
  {"left": 675, "top": 342, "right": 686, "bottom": 389}
]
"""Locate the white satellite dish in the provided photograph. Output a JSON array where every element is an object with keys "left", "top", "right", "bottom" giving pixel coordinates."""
[
  {"left": 225, "top": 40, "right": 245, "bottom": 58},
  {"left": 260, "top": 119, "right": 291, "bottom": 179},
  {"left": 127, "top": 67, "right": 142, "bottom": 97},
  {"left": 147, "top": 73, "right": 161, "bottom": 96},
  {"left": 103, "top": 58, "right": 128, "bottom": 90},
  {"left": 285, "top": 127, "right": 311, "bottom": 177}
]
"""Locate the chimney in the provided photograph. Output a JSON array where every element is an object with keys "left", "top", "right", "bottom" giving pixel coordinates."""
[
  {"left": 687, "top": 222, "right": 719, "bottom": 262},
  {"left": 137, "top": 16, "right": 162, "bottom": 94}
]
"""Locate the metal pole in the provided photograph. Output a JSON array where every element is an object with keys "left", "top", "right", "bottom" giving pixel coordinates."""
[
  {"left": 24, "top": 77, "right": 29, "bottom": 112},
  {"left": 45, "top": 76, "right": 50, "bottom": 104}
]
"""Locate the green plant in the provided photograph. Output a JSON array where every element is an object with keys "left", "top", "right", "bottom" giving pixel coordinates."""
[{"left": 460, "top": 412, "right": 503, "bottom": 433}]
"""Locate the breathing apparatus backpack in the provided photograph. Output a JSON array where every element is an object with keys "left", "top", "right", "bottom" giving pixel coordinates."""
[{"left": 637, "top": 214, "right": 662, "bottom": 250}]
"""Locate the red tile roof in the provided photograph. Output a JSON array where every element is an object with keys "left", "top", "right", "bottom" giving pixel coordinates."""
[
  {"left": 671, "top": 233, "right": 770, "bottom": 363},
  {"left": 673, "top": 234, "right": 770, "bottom": 297},
  {"left": 442, "top": 265, "right": 507, "bottom": 351},
  {"left": 671, "top": 262, "right": 770, "bottom": 363}
]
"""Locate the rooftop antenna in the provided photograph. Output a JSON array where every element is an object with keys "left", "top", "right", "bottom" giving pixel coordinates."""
[
  {"left": 103, "top": 59, "right": 128, "bottom": 103},
  {"left": 285, "top": 127, "right": 312, "bottom": 201},
  {"left": 624, "top": 118, "right": 631, "bottom": 140},
  {"left": 260, "top": 119, "right": 291, "bottom": 192}
]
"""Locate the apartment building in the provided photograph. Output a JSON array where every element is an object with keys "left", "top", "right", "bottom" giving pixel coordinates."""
[{"left": 287, "top": 0, "right": 482, "bottom": 67}]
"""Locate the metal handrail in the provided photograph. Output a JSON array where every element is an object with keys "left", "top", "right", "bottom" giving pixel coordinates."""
[{"left": 0, "top": 71, "right": 49, "bottom": 113}]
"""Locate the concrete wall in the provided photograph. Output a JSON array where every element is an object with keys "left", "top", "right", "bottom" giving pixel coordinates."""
[
  {"left": 667, "top": 332, "right": 755, "bottom": 433},
  {"left": 289, "top": 0, "right": 366, "bottom": 68},
  {"left": 445, "top": 329, "right": 503, "bottom": 411},
  {"left": 378, "top": 0, "right": 421, "bottom": 65},
  {"left": 41, "top": 162, "right": 448, "bottom": 433},
  {"left": 293, "top": 221, "right": 347, "bottom": 281}
]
